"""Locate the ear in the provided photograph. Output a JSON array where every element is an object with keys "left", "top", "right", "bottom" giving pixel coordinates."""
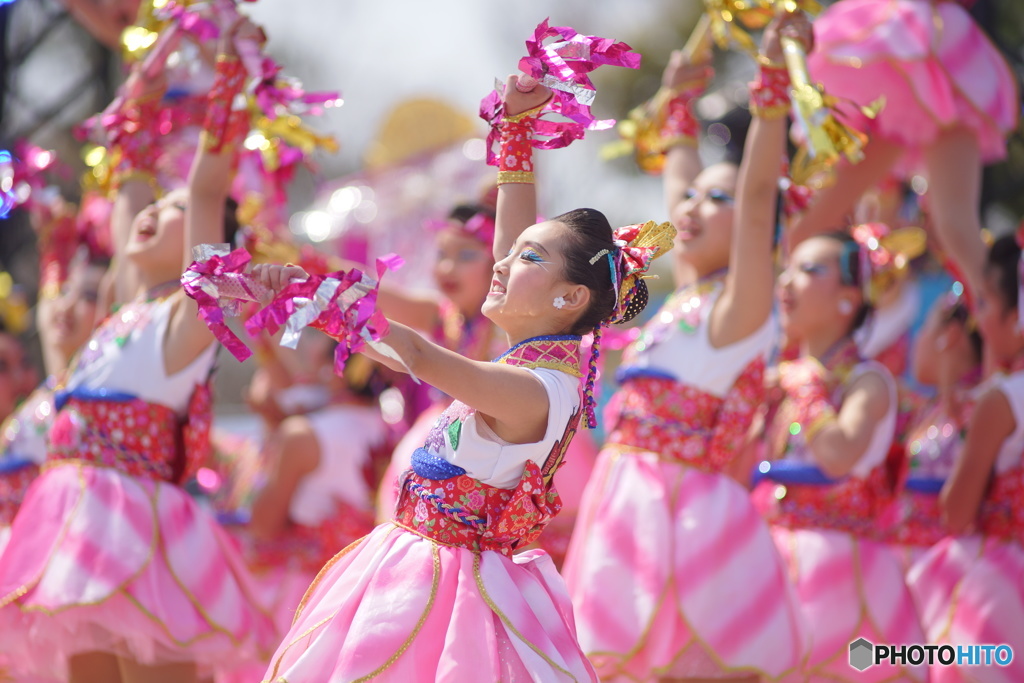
[
  {"left": 936, "top": 325, "right": 959, "bottom": 353},
  {"left": 558, "top": 283, "right": 591, "bottom": 317}
]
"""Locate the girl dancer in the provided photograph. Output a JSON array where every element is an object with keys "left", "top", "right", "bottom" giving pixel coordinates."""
[
  {"left": 888, "top": 288, "right": 982, "bottom": 571},
  {"left": 562, "top": 11, "right": 810, "bottom": 683},
  {"left": 908, "top": 235, "right": 1024, "bottom": 683},
  {"left": 792, "top": 0, "right": 1018, "bottom": 301},
  {"left": 0, "top": 20, "right": 274, "bottom": 683},
  {"left": 754, "top": 231, "right": 926, "bottom": 682},
  {"left": 248, "top": 77, "right": 673, "bottom": 679}
]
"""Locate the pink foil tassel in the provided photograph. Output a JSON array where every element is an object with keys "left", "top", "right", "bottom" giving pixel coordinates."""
[{"left": 480, "top": 18, "right": 641, "bottom": 166}]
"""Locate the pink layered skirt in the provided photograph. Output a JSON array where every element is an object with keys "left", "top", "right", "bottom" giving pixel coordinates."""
[
  {"left": 808, "top": 0, "right": 1018, "bottom": 166},
  {"left": 908, "top": 535, "right": 1024, "bottom": 683},
  {"left": 218, "top": 564, "right": 318, "bottom": 683},
  {"left": 0, "top": 462, "right": 277, "bottom": 679},
  {"left": 263, "top": 523, "right": 597, "bottom": 682},
  {"left": 562, "top": 445, "right": 808, "bottom": 681},
  {"left": 771, "top": 527, "right": 927, "bottom": 682}
]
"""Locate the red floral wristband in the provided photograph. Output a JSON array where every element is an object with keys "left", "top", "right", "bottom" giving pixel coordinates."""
[
  {"left": 660, "top": 92, "right": 700, "bottom": 148},
  {"left": 202, "top": 56, "right": 248, "bottom": 154},
  {"left": 111, "top": 93, "right": 162, "bottom": 189},
  {"left": 749, "top": 63, "right": 791, "bottom": 120},
  {"left": 497, "top": 111, "right": 536, "bottom": 185}
]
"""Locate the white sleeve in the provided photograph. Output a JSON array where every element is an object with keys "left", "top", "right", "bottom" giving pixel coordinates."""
[
  {"left": 449, "top": 368, "right": 581, "bottom": 489},
  {"left": 993, "top": 373, "right": 1024, "bottom": 473}
]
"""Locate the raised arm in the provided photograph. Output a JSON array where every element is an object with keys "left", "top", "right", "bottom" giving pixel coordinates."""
[
  {"left": 661, "top": 51, "right": 711, "bottom": 213},
  {"left": 165, "top": 19, "right": 255, "bottom": 374},
  {"left": 104, "top": 63, "right": 170, "bottom": 310},
  {"left": 807, "top": 370, "right": 891, "bottom": 478},
  {"left": 492, "top": 75, "right": 551, "bottom": 262},
  {"left": 710, "top": 11, "right": 811, "bottom": 348}
]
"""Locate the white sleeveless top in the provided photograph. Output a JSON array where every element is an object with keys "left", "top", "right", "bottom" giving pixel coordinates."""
[
  {"left": 429, "top": 368, "right": 581, "bottom": 490},
  {"left": 624, "top": 282, "right": 776, "bottom": 397},
  {"left": 993, "top": 371, "right": 1024, "bottom": 474},
  {"left": 66, "top": 297, "right": 216, "bottom": 415},
  {"left": 289, "top": 404, "right": 388, "bottom": 527}
]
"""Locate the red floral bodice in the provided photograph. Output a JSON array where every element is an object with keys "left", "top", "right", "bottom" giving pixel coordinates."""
[
  {"left": 47, "top": 386, "right": 211, "bottom": 484},
  {"left": 978, "top": 465, "right": 1024, "bottom": 543},
  {"left": 0, "top": 464, "right": 39, "bottom": 526},
  {"left": 605, "top": 358, "right": 765, "bottom": 472},
  {"left": 756, "top": 343, "right": 904, "bottom": 537},
  {"left": 245, "top": 499, "right": 377, "bottom": 573}
]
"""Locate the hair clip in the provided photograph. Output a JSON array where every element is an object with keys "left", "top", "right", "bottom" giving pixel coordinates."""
[{"left": 589, "top": 248, "right": 610, "bottom": 265}]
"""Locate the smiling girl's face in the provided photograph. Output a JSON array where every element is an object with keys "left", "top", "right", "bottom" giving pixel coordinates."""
[
  {"left": 432, "top": 226, "right": 493, "bottom": 318},
  {"left": 669, "top": 162, "right": 738, "bottom": 276},
  {"left": 482, "top": 220, "right": 578, "bottom": 337},
  {"left": 124, "top": 189, "right": 188, "bottom": 274}
]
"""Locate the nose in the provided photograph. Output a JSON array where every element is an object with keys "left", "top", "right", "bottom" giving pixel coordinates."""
[
  {"left": 680, "top": 191, "right": 702, "bottom": 216},
  {"left": 778, "top": 268, "right": 793, "bottom": 290},
  {"left": 436, "top": 256, "right": 455, "bottom": 275}
]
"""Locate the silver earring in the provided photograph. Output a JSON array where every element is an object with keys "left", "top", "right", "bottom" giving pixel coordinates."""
[
  {"left": 553, "top": 296, "right": 566, "bottom": 310},
  {"left": 837, "top": 299, "right": 853, "bottom": 316}
]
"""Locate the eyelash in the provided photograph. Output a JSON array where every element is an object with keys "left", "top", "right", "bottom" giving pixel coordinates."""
[
  {"left": 799, "top": 263, "right": 828, "bottom": 276},
  {"left": 684, "top": 188, "right": 735, "bottom": 204},
  {"left": 520, "top": 248, "right": 545, "bottom": 264}
]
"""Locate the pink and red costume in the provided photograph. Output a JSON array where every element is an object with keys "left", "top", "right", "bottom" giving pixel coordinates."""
[
  {"left": 0, "top": 297, "right": 274, "bottom": 679},
  {"left": 563, "top": 276, "right": 808, "bottom": 681},
  {"left": 263, "top": 336, "right": 598, "bottom": 682},
  {"left": 754, "top": 342, "right": 926, "bottom": 682},
  {"left": 808, "top": 0, "right": 1019, "bottom": 174},
  {"left": 908, "top": 368, "right": 1024, "bottom": 683}
]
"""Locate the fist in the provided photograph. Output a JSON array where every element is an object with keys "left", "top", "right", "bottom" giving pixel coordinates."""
[
  {"left": 503, "top": 74, "right": 552, "bottom": 117},
  {"left": 761, "top": 10, "right": 814, "bottom": 65},
  {"left": 250, "top": 263, "right": 308, "bottom": 294},
  {"left": 662, "top": 49, "right": 713, "bottom": 93}
]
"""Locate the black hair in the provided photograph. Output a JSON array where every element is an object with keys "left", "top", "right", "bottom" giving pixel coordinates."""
[
  {"left": 552, "top": 208, "right": 648, "bottom": 335},
  {"left": 820, "top": 231, "right": 873, "bottom": 333},
  {"left": 224, "top": 197, "right": 241, "bottom": 248},
  {"left": 448, "top": 202, "right": 495, "bottom": 225},
  {"left": 984, "top": 234, "right": 1020, "bottom": 313},
  {"left": 942, "top": 299, "right": 984, "bottom": 365}
]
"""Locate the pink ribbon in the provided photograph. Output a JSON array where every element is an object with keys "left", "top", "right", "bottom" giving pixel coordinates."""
[
  {"left": 612, "top": 223, "right": 660, "bottom": 279},
  {"left": 480, "top": 18, "right": 641, "bottom": 166}
]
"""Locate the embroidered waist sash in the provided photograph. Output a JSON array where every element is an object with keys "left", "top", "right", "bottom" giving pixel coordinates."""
[
  {"left": 393, "top": 449, "right": 561, "bottom": 558},
  {"left": 979, "top": 466, "right": 1024, "bottom": 543},
  {"left": 606, "top": 358, "right": 764, "bottom": 473},
  {"left": 751, "top": 458, "right": 904, "bottom": 538},
  {"left": 48, "top": 394, "right": 183, "bottom": 483}
]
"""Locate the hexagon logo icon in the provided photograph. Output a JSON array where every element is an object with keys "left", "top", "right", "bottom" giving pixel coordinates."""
[{"left": 849, "top": 638, "right": 874, "bottom": 671}]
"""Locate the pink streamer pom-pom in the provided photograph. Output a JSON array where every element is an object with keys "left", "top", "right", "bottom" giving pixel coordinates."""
[
  {"left": 158, "top": 2, "right": 220, "bottom": 42},
  {"left": 181, "top": 247, "right": 264, "bottom": 362},
  {"left": 480, "top": 18, "right": 640, "bottom": 166},
  {"left": 183, "top": 244, "right": 404, "bottom": 377}
]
